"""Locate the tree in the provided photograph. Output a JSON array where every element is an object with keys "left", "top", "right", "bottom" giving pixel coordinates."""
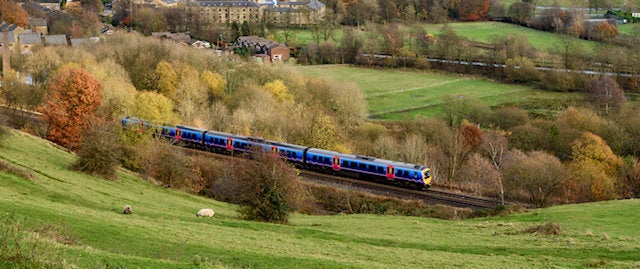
[
  {"left": 458, "top": 0, "right": 490, "bottom": 21},
  {"left": 71, "top": 119, "right": 121, "bottom": 179},
  {"left": 441, "top": 94, "right": 489, "bottom": 127},
  {"left": 263, "top": 79, "right": 294, "bottom": 104},
  {"left": 39, "top": 66, "right": 102, "bottom": 150},
  {"left": 589, "top": 21, "right": 618, "bottom": 42},
  {"left": 508, "top": 1, "right": 535, "bottom": 26},
  {"left": 131, "top": 91, "right": 176, "bottom": 123},
  {"left": 444, "top": 121, "right": 482, "bottom": 184},
  {"left": 0, "top": 0, "right": 28, "bottom": 27},
  {"left": 505, "top": 56, "right": 539, "bottom": 83},
  {"left": 502, "top": 150, "right": 567, "bottom": 207},
  {"left": 480, "top": 130, "right": 508, "bottom": 203},
  {"left": 567, "top": 132, "right": 622, "bottom": 202},
  {"left": 200, "top": 70, "right": 226, "bottom": 101},
  {"left": 583, "top": 76, "right": 624, "bottom": 115},
  {"left": 488, "top": 106, "right": 529, "bottom": 130},
  {"left": 234, "top": 153, "right": 301, "bottom": 223},
  {"left": 156, "top": 60, "right": 178, "bottom": 101}
]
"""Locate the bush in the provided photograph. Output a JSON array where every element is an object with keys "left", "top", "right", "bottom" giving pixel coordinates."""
[
  {"left": 70, "top": 119, "right": 122, "bottom": 179},
  {"left": 233, "top": 153, "right": 301, "bottom": 224},
  {"left": 139, "top": 138, "right": 194, "bottom": 190}
]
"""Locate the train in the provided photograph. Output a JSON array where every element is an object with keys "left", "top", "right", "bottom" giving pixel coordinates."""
[{"left": 121, "top": 116, "right": 432, "bottom": 190}]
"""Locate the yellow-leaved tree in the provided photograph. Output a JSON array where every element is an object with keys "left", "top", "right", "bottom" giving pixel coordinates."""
[
  {"left": 200, "top": 70, "right": 226, "bottom": 100},
  {"left": 156, "top": 60, "right": 178, "bottom": 101},
  {"left": 567, "top": 132, "right": 622, "bottom": 202},
  {"left": 263, "top": 79, "right": 294, "bottom": 104},
  {"left": 131, "top": 91, "right": 176, "bottom": 123}
]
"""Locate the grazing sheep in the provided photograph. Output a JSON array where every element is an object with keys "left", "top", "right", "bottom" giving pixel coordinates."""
[
  {"left": 123, "top": 205, "right": 132, "bottom": 214},
  {"left": 196, "top": 208, "right": 215, "bottom": 218}
]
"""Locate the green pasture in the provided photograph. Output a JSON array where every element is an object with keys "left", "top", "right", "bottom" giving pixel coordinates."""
[
  {"left": 419, "top": 21, "right": 600, "bottom": 54},
  {"left": 500, "top": 0, "right": 633, "bottom": 10},
  {"left": 617, "top": 23, "right": 639, "bottom": 36},
  {"left": 297, "top": 65, "right": 581, "bottom": 121},
  {"left": 1, "top": 130, "right": 640, "bottom": 268},
  {"left": 276, "top": 29, "right": 344, "bottom": 46}
]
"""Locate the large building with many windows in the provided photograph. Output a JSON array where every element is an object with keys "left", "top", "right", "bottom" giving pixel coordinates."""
[{"left": 195, "top": 0, "right": 325, "bottom": 25}]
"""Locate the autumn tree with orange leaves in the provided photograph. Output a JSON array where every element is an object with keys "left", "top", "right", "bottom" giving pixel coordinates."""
[
  {"left": 40, "top": 66, "right": 102, "bottom": 151},
  {"left": 458, "top": 0, "right": 490, "bottom": 21},
  {"left": 0, "top": 0, "right": 29, "bottom": 27}
]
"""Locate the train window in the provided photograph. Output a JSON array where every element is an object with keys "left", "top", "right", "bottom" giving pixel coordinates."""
[
  {"left": 403, "top": 171, "right": 408, "bottom": 177},
  {"left": 292, "top": 152, "right": 297, "bottom": 158},
  {"left": 359, "top": 163, "right": 365, "bottom": 170},
  {"left": 312, "top": 156, "right": 317, "bottom": 162},
  {"left": 378, "top": 167, "right": 384, "bottom": 173},
  {"left": 287, "top": 151, "right": 291, "bottom": 157}
]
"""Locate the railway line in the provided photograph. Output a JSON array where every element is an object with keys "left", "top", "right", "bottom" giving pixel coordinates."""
[
  {"left": 1, "top": 105, "right": 505, "bottom": 210},
  {"left": 181, "top": 146, "right": 503, "bottom": 210}
]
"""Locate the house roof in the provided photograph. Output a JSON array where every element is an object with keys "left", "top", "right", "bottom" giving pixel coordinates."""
[
  {"left": 44, "top": 34, "right": 67, "bottom": 45},
  {"left": 34, "top": 0, "right": 61, "bottom": 4},
  {"left": 18, "top": 32, "right": 42, "bottom": 44},
  {"left": 0, "top": 21, "right": 18, "bottom": 32},
  {"left": 29, "top": 18, "right": 48, "bottom": 27},
  {"left": 198, "top": 1, "right": 259, "bottom": 7}
]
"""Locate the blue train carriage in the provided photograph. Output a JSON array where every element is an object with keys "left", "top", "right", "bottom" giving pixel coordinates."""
[
  {"left": 373, "top": 159, "right": 432, "bottom": 190},
  {"left": 258, "top": 139, "right": 307, "bottom": 164},
  {"left": 203, "top": 130, "right": 236, "bottom": 153},
  {"left": 176, "top": 125, "right": 207, "bottom": 149},
  {"left": 306, "top": 148, "right": 432, "bottom": 189}
]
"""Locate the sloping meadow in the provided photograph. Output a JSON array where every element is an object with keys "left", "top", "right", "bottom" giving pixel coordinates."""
[{"left": 0, "top": 129, "right": 638, "bottom": 268}]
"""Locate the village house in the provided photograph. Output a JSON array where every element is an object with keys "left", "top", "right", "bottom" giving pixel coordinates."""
[{"left": 237, "top": 36, "right": 289, "bottom": 62}]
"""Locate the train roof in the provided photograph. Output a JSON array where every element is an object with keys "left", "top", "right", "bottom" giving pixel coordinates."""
[
  {"left": 307, "top": 148, "right": 428, "bottom": 171},
  {"left": 176, "top": 125, "right": 208, "bottom": 133}
]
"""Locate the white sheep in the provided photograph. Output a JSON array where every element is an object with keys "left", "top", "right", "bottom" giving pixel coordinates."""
[
  {"left": 196, "top": 208, "right": 215, "bottom": 218},
  {"left": 123, "top": 205, "right": 132, "bottom": 214}
]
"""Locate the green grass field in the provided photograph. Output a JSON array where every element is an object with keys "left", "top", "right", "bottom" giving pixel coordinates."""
[
  {"left": 618, "top": 23, "right": 638, "bottom": 36},
  {"left": 1, "top": 129, "right": 639, "bottom": 268},
  {"left": 297, "top": 65, "right": 581, "bottom": 120},
  {"left": 418, "top": 22, "right": 600, "bottom": 54},
  {"left": 278, "top": 21, "right": 608, "bottom": 56}
]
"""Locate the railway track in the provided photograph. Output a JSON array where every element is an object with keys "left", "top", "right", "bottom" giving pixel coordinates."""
[
  {"left": 181, "top": 146, "right": 503, "bottom": 210},
  {"left": 0, "top": 105, "right": 505, "bottom": 210}
]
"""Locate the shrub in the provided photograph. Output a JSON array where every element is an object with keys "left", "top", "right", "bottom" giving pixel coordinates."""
[
  {"left": 70, "top": 119, "right": 121, "bottom": 179},
  {"left": 233, "top": 153, "right": 301, "bottom": 224}
]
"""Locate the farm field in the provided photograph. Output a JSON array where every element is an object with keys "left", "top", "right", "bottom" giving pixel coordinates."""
[
  {"left": 1, "top": 129, "right": 640, "bottom": 268},
  {"left": 618, "top": 23, "right": 638, "bottom": 36},
  {"left": 296, "top": 65, "right": 582, "bottom": 121},
  {"left": 418, "top": 22, "right": 600, "bottom": 54},
  {"left": 501, "top": 0, "right": 632, "bottom": 9}
]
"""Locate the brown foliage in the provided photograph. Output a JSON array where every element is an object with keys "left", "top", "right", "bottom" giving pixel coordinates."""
[
  {"left": 623, "top": 161, "right": 640, "bottom": 198},
  {"left": 39, "top": 66, "right": 102, "bottom": 150},
  {"left": 590, "top": 22, "right": 618, "bottom": 42},
  {"left": 458, "top": 0, "right": 490, "bottom": 21},
  {"left": 0, "top": 0, "right": 28, "bottom": 27},
  {"left": 583, "top": 76, "right": 624, "bottom": 115},
  {"left": 502, "top": 150, "right": 567, "bottom": 207}
]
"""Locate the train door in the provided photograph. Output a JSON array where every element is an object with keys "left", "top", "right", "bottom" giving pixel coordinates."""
[
  {"left": 386, "top": 166, "right": 395, "bottom": 180},
  {"left": 176, "top": 129, "right": 182, "bottom": 140},
  {"left": 332, "top": 156, "right": 340, "bottom": 170},
  {"left": 271, "top": 146, "right": 278, "bottom": 155},
  {"left": 226, "top": 138, "right": 233, "bottom": 151}
]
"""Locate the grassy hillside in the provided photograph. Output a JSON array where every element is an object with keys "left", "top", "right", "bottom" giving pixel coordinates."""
[
  {"left": 419, "top": 22, "right": 600, "bottom": 54},
  {"left": 1, "top": 130, "right": 639, "bottom": 268},
  {"left": 297, "top": 65, "right": 581, "bottom": 120}
]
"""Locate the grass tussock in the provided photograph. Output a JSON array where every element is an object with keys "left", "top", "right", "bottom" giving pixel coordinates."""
[
  {"left": 0, "top": 213, "right": 75, "bottom": 268},
  {"left": 522, "top": 222, "right": 563, "bottom": 235},
  {"left": 0, "top": 160, "right": 34, "bottom": 180}
]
